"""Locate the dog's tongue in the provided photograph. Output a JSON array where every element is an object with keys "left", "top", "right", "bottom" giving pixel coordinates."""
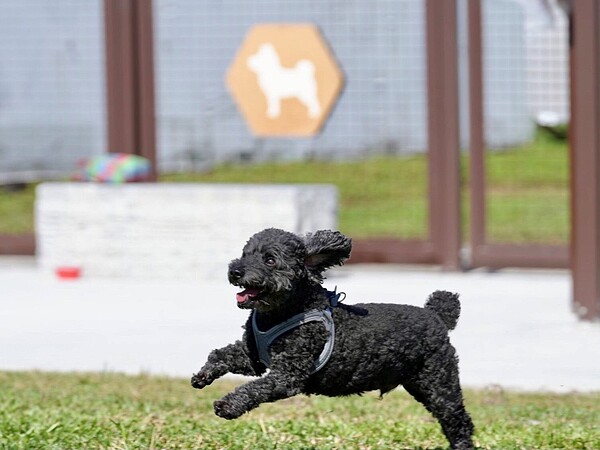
[{"left": 236, "top": 288, "right": 261, "bottom": 304}]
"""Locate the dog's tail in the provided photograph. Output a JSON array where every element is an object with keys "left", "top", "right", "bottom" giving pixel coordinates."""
[{"left": 424, "top": 290, "right": 461, "bottom": 330}]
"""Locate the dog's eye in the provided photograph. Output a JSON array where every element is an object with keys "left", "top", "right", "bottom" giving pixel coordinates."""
[{"left": 265, "top": 257, "right": 276, "bottom": 267}]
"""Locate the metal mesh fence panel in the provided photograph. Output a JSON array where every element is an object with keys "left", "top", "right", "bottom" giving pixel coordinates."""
[
  {"left": 154, "top": 0, "right": 430, "bottom": 239},
  {"left": 482, "top": 0, "right": 569, "bottom": 245},
  {"left": 154, "top": 0, "right": 429, "bottom": 167},
  {"left": 0, "top": 1, "right": 106, "bottom": 183}
]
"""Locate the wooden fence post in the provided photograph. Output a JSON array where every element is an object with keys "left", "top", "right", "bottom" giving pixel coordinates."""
[
  {"left": 425, "top": 0, "right": 462, "bottom": 270},
  {"left": 104, "top": 0, "right": 157, "bottom": 179},
  {"left": 570, "top": 0, "right": 600, "bottom": 320}
]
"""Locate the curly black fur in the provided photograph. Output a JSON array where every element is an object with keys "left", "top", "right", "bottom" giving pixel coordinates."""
[
  {"left": 425, "top": 290, "right": 461, "bottom": 330},
  {"left": 192, "top": 228, "right": 474, "bottom": 450}
]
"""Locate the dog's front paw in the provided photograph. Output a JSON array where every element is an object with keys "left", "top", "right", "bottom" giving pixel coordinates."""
[
  {"left": 214, "top": 398, "right": 245, "bottom": 420},
  {"left": 191, "top": 371, "right": 213, "bottom": 389}
]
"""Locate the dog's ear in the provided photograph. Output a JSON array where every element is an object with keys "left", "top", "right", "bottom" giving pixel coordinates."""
[{"left": 304, "top": 230, "right": 352, "bottom": 279}]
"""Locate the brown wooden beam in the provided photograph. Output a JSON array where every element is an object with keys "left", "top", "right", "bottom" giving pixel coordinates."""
[
  {"left": 104, "top": 0, "right": 137, "bottom": 155},
  {"left": 570, "top": 0, "right": 600, "bottom": 320},
  {"left": 0, "top": 234, "right": 35, "bottom": 255},
  {"left": 132, "top": 0, "right": 157, "bottom": 178},
  {"left": 349, "top": 240, "right": 437, "bottom": 265},
  {"left": 104, "top": 0, "right": 157, "bottom": 178},
  {"left": 467, "top": 0, "right": 486, "bottom": 259},
  {"left": 425, "top": 0, "right": 462, "bottom": 269},
  {"left": 470, "top": 244, "right": 568, "bottom": 270}
]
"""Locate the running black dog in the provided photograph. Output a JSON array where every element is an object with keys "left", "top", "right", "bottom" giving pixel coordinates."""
[{"left": 192, "top": 228, "right": 474, "bottom": 449}]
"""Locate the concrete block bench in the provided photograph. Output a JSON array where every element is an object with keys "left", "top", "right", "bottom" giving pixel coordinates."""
[{"left": 36, "top": 183, "right": 338, "bottom": 278}]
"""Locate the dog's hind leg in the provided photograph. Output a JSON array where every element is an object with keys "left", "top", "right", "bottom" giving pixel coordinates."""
[{"left": 402, "top": 346, "right": 474, "bottom": 450}]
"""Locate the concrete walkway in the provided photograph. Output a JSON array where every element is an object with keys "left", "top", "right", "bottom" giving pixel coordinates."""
[{"left": 2, "top": 257, "right": 599, "bottom": 392}]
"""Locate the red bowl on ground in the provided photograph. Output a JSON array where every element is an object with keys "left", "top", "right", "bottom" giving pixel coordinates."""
[{"left": 55, "top": 266, "right": 82, "bottom": 279}]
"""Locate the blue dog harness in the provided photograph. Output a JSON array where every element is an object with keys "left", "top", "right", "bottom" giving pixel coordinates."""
[{"left": 251, "top": 289, "right": 345, "bottom": 374}]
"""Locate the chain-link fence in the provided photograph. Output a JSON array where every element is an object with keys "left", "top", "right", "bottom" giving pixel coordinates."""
[
  {"left": 0, "top": 0, "right": 573, "bottom": 250},
  {"left": 481, "top": 0, "right": 569, "bottom": 245},
  {"left": 0, "top": 1, "right": 105, "bottom": 184}
]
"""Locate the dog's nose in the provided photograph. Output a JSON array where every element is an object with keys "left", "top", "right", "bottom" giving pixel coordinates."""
[{"left": 229, "top": 268, "right": 244, "bottom": 281}]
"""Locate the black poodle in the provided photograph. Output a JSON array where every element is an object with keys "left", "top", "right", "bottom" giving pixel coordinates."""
[{"left": 192, "top": 228, "right": 474, "bottom": 450}]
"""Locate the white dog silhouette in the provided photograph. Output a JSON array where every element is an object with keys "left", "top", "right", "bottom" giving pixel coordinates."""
[{"left": 247, "top": 43, "right": 321, "bottom": 119}]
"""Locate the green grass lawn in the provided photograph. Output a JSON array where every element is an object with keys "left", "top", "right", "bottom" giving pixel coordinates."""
[
  {"left": 482, "top": 130, "right": 569, "bottom": 244},
  {"left": 0, "top": 183, "right": 37, "bottom": 235},
  {"left": 1, "top": 371, "right": 598, "bottom": 450},
  {"left": 0, "top": 130, "right": 569, "bottom": 244}
]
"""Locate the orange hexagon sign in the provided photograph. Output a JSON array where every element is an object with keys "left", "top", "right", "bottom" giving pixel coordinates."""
[{"left": 226, "top": 24, "right": 344, "bottom": 137}]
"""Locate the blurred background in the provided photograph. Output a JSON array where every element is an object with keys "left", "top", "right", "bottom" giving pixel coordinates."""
[{"left": 1, "top": 0, "right": 593, "bottom": 316}]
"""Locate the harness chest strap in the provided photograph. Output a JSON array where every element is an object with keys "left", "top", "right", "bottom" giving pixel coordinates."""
[{"left": 251, "top": 308, "right": 335, "bottom": 374}]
